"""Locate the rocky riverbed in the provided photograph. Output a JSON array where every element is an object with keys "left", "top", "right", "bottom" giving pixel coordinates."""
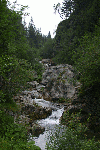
[
  {"left": 10, "top": 59, "right": 100, "bottom": 149},
  {"left": 11, "top": 59, "right": 81, "bottom": 136}
]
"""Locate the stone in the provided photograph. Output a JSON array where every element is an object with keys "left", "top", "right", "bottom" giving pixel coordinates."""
[
  {"left": 41, "top": 63, "right": 81, "bottom": 101},
  {"left": 27, "top": 81, "right": 39, "bottom": 88},
  {"left": 30, "top": 123, "right": 45, "bottom": 136},
  {"left": 21, "top": 104, "right": 35, "bottom": 115}
]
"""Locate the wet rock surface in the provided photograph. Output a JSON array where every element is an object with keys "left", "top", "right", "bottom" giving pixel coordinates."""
[{"left": 13, "top": 94, "right": 52, "bottom": 128}]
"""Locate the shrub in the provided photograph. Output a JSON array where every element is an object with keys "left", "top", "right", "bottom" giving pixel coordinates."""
[
  {"left": 72, "top": 21, "right": 100, "bottom": 97},
  {"left": 0, "top": 123, "right": 41, "bottom": 150},
  {"left": 0, "top": 55, "right": 34, "bottom": 103}
]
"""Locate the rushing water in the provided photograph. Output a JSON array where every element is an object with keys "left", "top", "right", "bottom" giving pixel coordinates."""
[{"left": 29, "top": 98, "right": 65, "bottom": 150}]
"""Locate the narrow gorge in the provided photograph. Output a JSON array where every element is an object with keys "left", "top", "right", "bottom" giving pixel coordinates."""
[{"left": 11, "top": 59, "right": 100, "bottom": 149}]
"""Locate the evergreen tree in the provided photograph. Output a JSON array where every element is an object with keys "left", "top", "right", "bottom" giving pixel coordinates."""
[
  {"left": 40, "top": 38, "right": 54, "bottom": 59},
  {"left": 47, "top": 31, "right": 51, "bottom": 39},
  {"left": 28, "top": 17, "right": 36, "bottom": 48}
]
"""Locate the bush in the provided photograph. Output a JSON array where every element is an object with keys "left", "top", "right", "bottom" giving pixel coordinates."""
[
  {"left": 72, "top": 21, "right": 100, "bottom": 97},
  {"left": 0, "top": 55, "right": 34, "bottom": 103},
  {"left": 0, "top": 123, "right": 41, "bottom": 150},
  {"left": 0, "top": 110, "right": 41, "bottom": 150},
  {"left": 40, "top": 38, "right": 54, "bottom": 59}
]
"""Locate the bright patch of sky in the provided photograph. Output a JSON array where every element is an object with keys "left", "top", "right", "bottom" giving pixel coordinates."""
[{"left": 8, "top": 0, "right": 64, "bottom": 38}]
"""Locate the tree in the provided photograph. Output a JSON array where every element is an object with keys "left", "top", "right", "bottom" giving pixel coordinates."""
[
  {"left": 73, "top": 21, "right": 100, "bottom": 96},
  {"left": 53, "top": 0, "right": 100, "bottom": 65},
  {"left": 40, "top": 38, "right": 54, "bottom": 59},
  {"left": 0, "top": 2, "right": 42, "bottom": 149},
  {"left": 47, "top": 31, "right": 51, "bottom": 39},
  {"left": 54, "top": 0, "right": 75, "bottom": 19},
  {"left": 0, "top": 0, "right": 17, "bottom": 55},
  {"left": 27, "top": 17, "right": 36, "bottom": 48}
]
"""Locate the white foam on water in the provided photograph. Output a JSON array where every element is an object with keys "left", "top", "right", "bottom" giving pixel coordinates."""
[{"left": 30, "top": 98, "right": 65, "bottom": 150}]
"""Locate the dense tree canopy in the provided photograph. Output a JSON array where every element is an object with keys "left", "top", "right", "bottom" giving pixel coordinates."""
[{"left": 53, "top": 0, "right": 100, "bottom": 64}]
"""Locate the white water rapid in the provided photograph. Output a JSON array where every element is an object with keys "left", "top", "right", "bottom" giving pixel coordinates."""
[{"left": 29, "top": 98, "right": 65, "bottom": 150}]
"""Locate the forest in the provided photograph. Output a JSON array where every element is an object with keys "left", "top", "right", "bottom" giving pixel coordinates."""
[{"left": 0, "top": 0, "right": 100, "bottom": 149}]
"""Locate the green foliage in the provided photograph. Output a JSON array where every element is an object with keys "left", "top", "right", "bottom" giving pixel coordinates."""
[
  {"left": 54, "top": 0, "right": 75, "bottom": 19},
  {"left": 0, "top": 1, "right": 42, "bottom": 150},
  {"left": 27, "top": 17, "right": 47, "bottom": 49},
  {"left": 53, "top": 18, "right": 78, "bottom": 65},
  {"left": 73, "top": 21, "right": 100, "bottom": 96},
  {"left": 40, "top": 38, "right": 54, "bottom": 59},
  {"left": 46, "top": 111, "right": 100, "bottom": 150},
  {"left": 33, "top": 61, "right": 43, "bottom": 78},
  {"left": 54, "top": 0, "right": 100, "bottom": 98},
  {"left": 0, "top": 55, "right": 34, "bottom": 103},
  {"left": 47, "top": 31, "right": 51, "bottom": 39},
  {"left": 58, "top": 97, "right": 65, "bottom": 103},
  {"left": 0, "top": 110, "right": 14, "bottom": 136},
  {"left": 28, "top": 17, "right": 37, "bottom": 48},
  {"left": 53, "top": 0, "right": 100, "bottom": 65},
  {"left": 0, "top": 112, "right": 40, "bottom": 150},
  {"left": 58, "top": 97, "right": 71, "bottom": 103},
  {"left": 0, "top": 0, "right": 27, "bottom": 56}
]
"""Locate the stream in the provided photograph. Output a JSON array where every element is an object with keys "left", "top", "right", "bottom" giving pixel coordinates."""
[{"left": 29, "top": 98, "right": 65, "bottom": 150}]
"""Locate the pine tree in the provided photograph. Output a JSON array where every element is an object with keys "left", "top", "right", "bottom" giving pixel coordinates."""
[{"left": 47, "top": 31, "right": 51, "bottom": 39}]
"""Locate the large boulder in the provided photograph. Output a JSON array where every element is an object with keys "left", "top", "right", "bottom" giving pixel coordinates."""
[
  {"left": 21, "top": 104, "right": 52, "bottom": 121},
  {"left": 41, "top": 64, "right": 81, "bottom": 101}
]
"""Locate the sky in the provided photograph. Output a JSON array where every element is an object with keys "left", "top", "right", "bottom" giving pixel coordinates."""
[{"left": 9, "top": 0, "right": 64, "bottom": 38}]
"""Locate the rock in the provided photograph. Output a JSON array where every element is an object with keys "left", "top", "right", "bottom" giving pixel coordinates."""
[
  {"left": 31, "top": 91, "right": 42, "bottom": 99},
  {"left": 13, "top": 95, "right": 20, "bottom": 102},
  {"left": 41, "top": 59, "right": 56, "bottom": 66},
  {"left": 32, "top": 107, "right": 52, "bottom": 120},
  {"left": 21, "top": 104, "right": 35, "bottom": 115},
  {"left": 41, "top": 59, "right": 51, "bottom": 64},
  {"left": 13, "top": 92, "right": 52, "bottom": 133},
  {"left": 31, "top": 94, "right": 35, "bottom": 99},
  {"left": 41, "top": 63, "right": 81, "bottom": 101},
  {"left": 27, "top": 81, "right": 39, "bottom": 88},
  {"left": 21, "top": 89, "right": 42, "bottom": 99},
  {"left": 16, "top": 92, "right": 52, "bottom": 121},
  {"left": 30, "top": 123, "right": 45, "bottom": 137},
  {"left": 14, "top": 114, "right": 30, "bottom": 125}
]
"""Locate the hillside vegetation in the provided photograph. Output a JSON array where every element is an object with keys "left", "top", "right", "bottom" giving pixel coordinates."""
[
  {"left": 0, "top": 0, "right": 45, "bottom": 149},
  {"left": 0, "top": 0, "right": 100, "bottom": 149},
  {"left": 43, "top": 0, "right": 100, "bottom": 149}
]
